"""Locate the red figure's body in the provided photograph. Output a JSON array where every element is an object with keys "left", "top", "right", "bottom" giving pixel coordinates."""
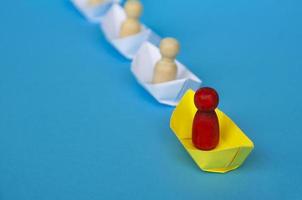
[{"left": 192, "top": 87, "right": 220, "bottom": 150}]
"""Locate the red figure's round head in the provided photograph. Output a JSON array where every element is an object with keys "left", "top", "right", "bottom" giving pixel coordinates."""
[{"left": 194, "top": 87, "right": 219, "bottom": 111}]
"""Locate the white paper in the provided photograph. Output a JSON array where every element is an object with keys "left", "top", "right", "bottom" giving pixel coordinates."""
[
  {"left": 71, "top": 0, "right": 120, "bottom": 23},
  {"left": 100, "top": 4, "right": 161, "bottom": 59},
  {"left": 131, "top": 42, "right": 202, "bottom": 106}
]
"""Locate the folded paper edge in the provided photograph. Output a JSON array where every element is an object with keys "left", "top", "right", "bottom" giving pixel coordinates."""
[
  {"left": 130, "top": 43, "right": 202, "bottom": 105},
  {"left": 71, "top": 0, "right": 115, "bottom": 23},
  {"left": 178, "top": 137, "right": 253, "bottom": 173},
  {"left": 169, "top": 89, "right": 254, "bottom": 173},
  {"left": 102, "top": 27, "right": 155, "bottom": 59}
]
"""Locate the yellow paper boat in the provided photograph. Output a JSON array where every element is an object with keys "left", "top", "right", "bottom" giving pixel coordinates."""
[{"left": 170, "top": 89, "right": 254, "bottom": 173}]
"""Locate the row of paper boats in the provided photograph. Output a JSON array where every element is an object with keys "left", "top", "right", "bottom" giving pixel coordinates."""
[
  {"left": 72, "top": 0, "right": 201, "bottom": 106},
  {"left": 71, "top": 0, "right": 254, "bottom": 173}
]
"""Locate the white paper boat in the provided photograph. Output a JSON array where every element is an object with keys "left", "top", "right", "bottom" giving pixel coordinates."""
[
  {"left": 131, "top": 42, "right": 202, "bottom": 106},
  {"left": 100, "top": 3, "right": 161, "bottom": 59},
  {"left": 71, "top": 0, "right": 120, "bottom": 23}
]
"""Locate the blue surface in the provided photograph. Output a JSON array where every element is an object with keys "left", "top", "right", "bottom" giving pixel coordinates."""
[{"left": 0, "top": 0, "right": 302, "bottom": 199}]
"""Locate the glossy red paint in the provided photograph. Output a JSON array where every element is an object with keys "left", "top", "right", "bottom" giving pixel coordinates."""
[{"left": 192, "top": 87, "right": 220, "bottom": 150}]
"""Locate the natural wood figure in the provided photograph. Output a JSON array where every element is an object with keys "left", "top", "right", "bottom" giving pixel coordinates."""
[
  {"left": 152, "top": 38, "right": 179, "bottom": 84},
  {"left": 119, "top": 0, "right": 142, "bottom": 38},
  {"left": 87, "top": 0, "right": 106, "bottom": 7}
]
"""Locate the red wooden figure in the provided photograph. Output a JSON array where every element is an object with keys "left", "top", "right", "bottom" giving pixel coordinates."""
[{"left": 192, "top": 87, "right": 220, "bottom": 151}]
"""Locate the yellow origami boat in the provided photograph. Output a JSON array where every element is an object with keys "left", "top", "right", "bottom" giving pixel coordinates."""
[{"left": 170, "top": 90, "right": 254, "bottom": 173}]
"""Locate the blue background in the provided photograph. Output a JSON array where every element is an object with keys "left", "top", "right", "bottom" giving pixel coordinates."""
[{"left": 0, "top": 0, "right": 302, "bottom": 199}]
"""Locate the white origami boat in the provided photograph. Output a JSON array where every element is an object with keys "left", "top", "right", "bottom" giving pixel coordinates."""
[
  {"left": 131, "top": 42, "right": 202, "bottom": 106},
  {"left": 71, "top": 0, "right": 119, "bottom": 23},
  {"left": 100, "top": 3, "right": 161, "bottom": 59}
]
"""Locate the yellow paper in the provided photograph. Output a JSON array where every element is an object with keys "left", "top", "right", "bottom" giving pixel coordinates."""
[{"left": 170, "top": 89, "right": 254, "bottom": 173}]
